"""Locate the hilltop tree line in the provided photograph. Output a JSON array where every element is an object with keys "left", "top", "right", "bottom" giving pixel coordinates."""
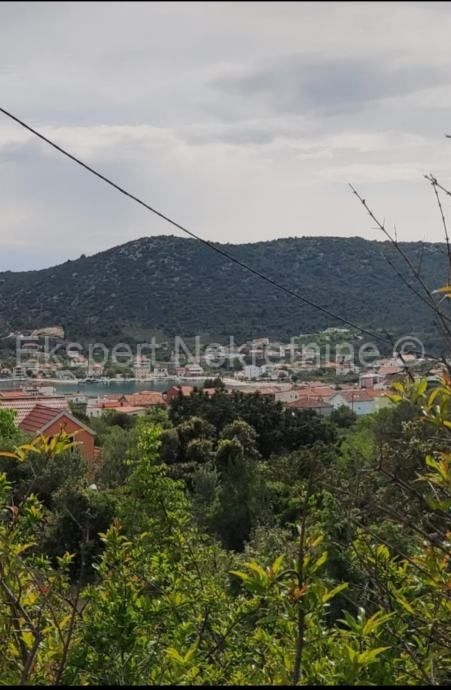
[{"left": 0, "top": 235, "right": 447, "bottom": 350}]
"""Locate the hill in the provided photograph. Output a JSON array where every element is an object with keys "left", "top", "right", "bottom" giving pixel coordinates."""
[{"left": 0, "top": 235, "right": 448, "bottom": 346}]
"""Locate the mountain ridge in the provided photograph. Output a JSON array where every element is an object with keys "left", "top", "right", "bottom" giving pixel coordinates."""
[{"left": 0, "top": 234, "right": 447, "bottom": 345}]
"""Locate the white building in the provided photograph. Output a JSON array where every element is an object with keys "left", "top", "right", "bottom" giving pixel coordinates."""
[
  {"left": 243, "top": 364, "right": 265, "bottom": 379},
  {"left": 327, "top": 389, "right": 390, "bottom": 416},
  {"left": 184, "top": 363, "right": 204, "bottom": 377}
]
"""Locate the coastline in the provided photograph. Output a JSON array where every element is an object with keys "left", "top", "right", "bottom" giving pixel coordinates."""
[{"left": 0, "top": 375, "right": 211, "bottom": 386}]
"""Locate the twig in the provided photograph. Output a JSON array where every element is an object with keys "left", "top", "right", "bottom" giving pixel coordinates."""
[
  {"left": 350, "top": 184, "right": 451, "bottom": 350},
  {"left": 430, "top": 182, "right": 451, "bottom": 284}
]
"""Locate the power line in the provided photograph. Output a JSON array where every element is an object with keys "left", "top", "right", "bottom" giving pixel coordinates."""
[{"left": 0, "top": 106, "right": 392, "bottom": 346}]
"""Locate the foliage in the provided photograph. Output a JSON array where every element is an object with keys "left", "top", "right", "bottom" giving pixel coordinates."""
[
  {"left": 0, "top": 408, "right": 18, "bottom": 442},
  {"left": 0, "top": 235, "right": 447, "bottom": 344},
  {"left": 0, "top": 377, "right": 450, "bottom": 684},
  {"left": 169, "top": 389, "right": 337, "bottom": 458}
]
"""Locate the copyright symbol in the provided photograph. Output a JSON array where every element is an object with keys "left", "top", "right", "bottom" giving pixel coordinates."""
[{"left": 393, "top": 336, "right": 424, "bottom": 363}]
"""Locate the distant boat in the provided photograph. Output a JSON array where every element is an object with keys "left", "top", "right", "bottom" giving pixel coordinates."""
[{"left": 79, "top": 377, "right": 98, "bottom": 384}]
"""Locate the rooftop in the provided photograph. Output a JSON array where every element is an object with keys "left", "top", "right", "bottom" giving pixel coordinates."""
[
  {"left": 20, "top": 404, "right": 66, "bottom": 435},
  {"left": 287, "top": 397, "right": 333, "bottom": 410},
  {"left": 19, "top": 404, "right": 95, "bottom": 436},
  {"left": 0, "top": 397, "right": 69, "bottom": 423}
]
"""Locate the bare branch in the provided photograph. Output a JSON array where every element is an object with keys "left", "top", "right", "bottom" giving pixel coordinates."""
[
  {"left": 430, "top": 182, "right": 451, "bottom": 283},
  {"left": 350, "top": 182, "right": 451, "bottom": 350}
]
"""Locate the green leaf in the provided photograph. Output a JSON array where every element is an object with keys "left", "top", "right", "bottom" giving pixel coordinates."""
[
  {"left": 321, "top": 582, "right": 348, "bottom": 604},
  {"left": 311, "top": 551, "right": 327, "bottom": 573},
  {"left": 245, "top": 561, "right": 269, "bottom": 579},
  {"left": 229, "top": 570, "right": 251, "bottom": 583},
  {"left": 376, "top": 544, "right": 390, "bottom": 561},
  {"left": 271, "top": 554, "right": 284, "bottom": 577},
  {"left": 166, "top": 647, "right": 186, "bottom": 664},
  {"left": 395, "top": 595, "right": 414, "bottom": 614},
  {"left": 357, "top": 646, "right": 390, "bottom": 665},
  {"left": 362, "top": 611, "right": 394, "bottom": 636}
]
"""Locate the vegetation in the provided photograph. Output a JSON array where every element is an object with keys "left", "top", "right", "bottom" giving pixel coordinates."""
[
  {"left": 0, "top": 235, "right": 448, "bottom": 346},
  {"left": 1, "top": 165, "right": 451, "bottom": 684},
  {"left": 0, "top": 378, "right": 450, "bottom": 684}
]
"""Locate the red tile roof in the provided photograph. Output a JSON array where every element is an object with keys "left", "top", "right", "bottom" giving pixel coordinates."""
[
  {"left": 202, "top": 388, "right": 219, "bottom": 397},
  {"left": 106, "top": 405, "right": 147, "bottom": 415},
  {"left": 180, "top": 386, "right": 195, "bottom": 396},
  {"left": 19, "top": 404, "right": 96, "bottom": 436},
  {"left": 330, "top": 389, "right": 386, "bottom": 403},
  {"left": 379, "top": 366, "right": 403, "bottom": 376},
  {"left": 0, "top": 397, "right": 69, "bottom": 423},
  {"left": 20, "top": 404, "right": 64, "bottom": 434},
  {"left": 0, "top": 390, "right": 34, "bottom": 400},
  {"left": 239, "top": 387, "right": 277, "bottom": 396},
  {"left": 124, "top": 391, "right": 165, "bottom": 407},
  {"left": 287, "top": 397, "right": 333, "bottom": 410},
  {"left": 98, "top": 400, "right": 122, "bottom": 409},
  {"left": 296, "top": 385, "right": 337, "bottom": 400},
  {"left": 165, "top": 385, "right": 195, "bottom": 397}
]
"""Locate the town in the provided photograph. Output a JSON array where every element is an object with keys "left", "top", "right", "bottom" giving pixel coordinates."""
[{"left": 0, "top": 325, "right": 439, "bottom": 461}]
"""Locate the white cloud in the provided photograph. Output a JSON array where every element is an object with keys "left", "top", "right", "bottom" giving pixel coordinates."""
[{"left": 1, "top": 1, "right": 451, "bottom": 270}]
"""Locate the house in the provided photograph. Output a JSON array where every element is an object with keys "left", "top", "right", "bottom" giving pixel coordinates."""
[
  {"left": 133, "top": 355, "right": 151, "bottom": 380},
  {"left": 294, "top": 384, "right": 338, "bottom": 401},
  {"left": 286, "top": 397, "right": 333, "bottom": 417},
  {"left": 0, "top": 394, "right": 69, "bottom": 423},
  {"left": 378, "top": 366, "right": 404, "bottom": 385},
  {"left": 0, "top": 390, "right": 35, "bottom": 401},
  {"left": 164, "top": 385, "right": 195, "bottom": 403},
  {"left": 359, "top": 371, "right": 384, "bottom": 389},
  {"left": 153, "top": 367, "right": 169, "bottom": 378},
  {"left": 99, "top": 405, "right": 147, "bottom": 417},
  {"left": 243, "top": 365, "right": 264, "bottom": 379},
  {"left": 127, "top": 391, "right": 165, "bottom": 407},
  {"left": 89, "top": 390, "right": 166, "bottom": 417},
  {"left": 239, "top": 386, "right": 277, "bottom": 399},
  {"left": 184, "top": 364, "right": 204, "bottom": 377},
  {"left": 274, "top": 388, "right": 301, "bottom": 404},
  {"left": 19, "top": 404, "right": 96, "bottom": 461},
  {"left": 327, "top": 389, "right": 389, "bottom": 416}
]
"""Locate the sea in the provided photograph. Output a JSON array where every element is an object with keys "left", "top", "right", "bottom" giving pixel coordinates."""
[{"left": 0, "top": 378, "right": 207, "bottom": 398}]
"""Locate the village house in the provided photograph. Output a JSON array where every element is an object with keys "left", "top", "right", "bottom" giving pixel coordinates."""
[
  {"left": 99, "top": 405, "right": 147, "bottom": 417},
  {"left": 163, "top": 385, "right": 218, "bottom": 404},
  {"left": 359, "top": 371, "right": 385, "bottom": 389},
  {"left": 0, "top": 390, "right": 69, "bottom": 423},
  {"left": 121, "top": 391, "right": 165, "bottom": 408},
  {"left": 88, "top": 390, "right": 166, "bottom": 417},
  {"left": 184, "top": 363, "right": 204, "bottom": 377},
  {"left": 286, "top": 397, "right": 333, "bottom": 417},
  {"left": 241, "top": 364, "right": 265, "bottom": 380},
  {"left": 19, "top": 403, "right": 96, "bottom": 461},
  {"left": 327, "top": 389, "right": 389, "bottom": 416},
  {"left": 133, "top": 355, "right": 151, "bottom": 380},
  {"left": 164, "top": 385, "right": 195, "bottom": 403},
  {"left": 378, "top": 365, "right": 405, "bottom": 385}
]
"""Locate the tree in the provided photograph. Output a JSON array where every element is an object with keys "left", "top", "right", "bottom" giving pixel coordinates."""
[
  {"left": 0, "top": 408, "right": 18, "bottom": 442},
  {"left": 330, "top": 405, "right": 357, "bottom": 428}
]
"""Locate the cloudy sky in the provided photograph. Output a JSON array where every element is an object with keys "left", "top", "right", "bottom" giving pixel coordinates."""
[{"left": 1, "top": 1, "right": 451, "bottom": 270}]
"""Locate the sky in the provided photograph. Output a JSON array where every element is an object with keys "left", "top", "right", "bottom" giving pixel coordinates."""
[{"left": 1, "top": 1, "right": 451, "bottom": 270}]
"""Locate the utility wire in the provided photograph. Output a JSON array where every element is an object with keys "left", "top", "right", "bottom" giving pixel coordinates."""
[{"left": 0, "top": 106, "right": 394, "bottom": 346}]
